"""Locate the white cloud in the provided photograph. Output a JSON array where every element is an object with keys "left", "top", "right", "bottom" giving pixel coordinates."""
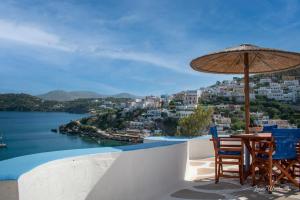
[
  {"left": 96, "top": 14, "right": 141, "bottom": 26},
  {"left": 92, "top": 48, "right": 189, "bottom": 73},
  {"left": 0, "top": 19, "right": 74, "bottom": 51},
  {"left": 0, "top": 19, "right": 197, "bottom": 75}
]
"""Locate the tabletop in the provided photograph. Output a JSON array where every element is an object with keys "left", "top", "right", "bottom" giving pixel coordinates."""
[{"left": 231, "top": 133, "right": 272, "bottom": 140}]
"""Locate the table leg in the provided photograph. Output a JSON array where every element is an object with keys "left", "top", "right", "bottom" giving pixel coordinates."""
[{"left": 243, "top": 140, "right": 253, "bottom": 181}]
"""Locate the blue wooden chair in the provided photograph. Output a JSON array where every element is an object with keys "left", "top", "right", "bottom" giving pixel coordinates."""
[
  {"left": 262, "top": 124, "right": 277, "bottom": 133},
  {"left": 210, "top": 126, "right": 244, "bottom": 184},
  {"left": 277, "top": 128, "right": 300, "bottom": 181},
  {"left": 254, "top": 128, "right": 299, "bottom": 191}
]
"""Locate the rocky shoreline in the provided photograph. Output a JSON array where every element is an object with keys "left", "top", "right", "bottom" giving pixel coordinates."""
[{"left": 58, "top": 121, "right": 143, "bottom": 143}]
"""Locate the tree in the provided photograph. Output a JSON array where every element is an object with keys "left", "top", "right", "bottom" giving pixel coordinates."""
[
  {"left": 177, "top": 106, "right": 213, "bottom": 137},
  {"left": 231, "top": 120, "right": 245, "bottom": 131},
  {"left": 168, "top": 100, "right": 176, "bottom": 112}
]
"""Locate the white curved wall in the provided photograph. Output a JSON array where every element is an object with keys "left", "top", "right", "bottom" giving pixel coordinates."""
[
  {"left": 11, "top": 142, "right": 187, "bottom": 200},
  {"left": 144, "top": 137, "right": 214, "bottom": 160},
  {"left": 187, "top": 138, "right": 214, "bottom": 159}
]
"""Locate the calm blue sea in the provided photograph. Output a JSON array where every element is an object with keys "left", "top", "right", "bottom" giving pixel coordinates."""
[{"left": 0, "top": 112, "right": 128, "bottom": 161}]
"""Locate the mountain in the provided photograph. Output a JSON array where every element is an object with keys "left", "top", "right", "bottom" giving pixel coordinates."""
[
  {"left": 37, "top": 90, "right": 104, "bottom": 101},
  {"left": 111, "top": 93, "right": 141, "bottom": 99},
  {"left": 37, "top": 90, "right": 140, "bottom": 101}
]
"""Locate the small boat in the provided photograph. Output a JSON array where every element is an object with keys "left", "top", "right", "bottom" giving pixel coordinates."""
[
  {"left": 0, "top": 143, "right": 6, "bottom": 148},
  {"left": 0, "top": 134, "right": 7, "bottom": 148},
  {"left": 51, "top": 128, "right": 58, "bottom": 133}
]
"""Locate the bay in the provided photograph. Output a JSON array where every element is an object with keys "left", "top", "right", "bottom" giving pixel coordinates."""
[{"left": 0, "top": 111, "right": 129, "bottom": 161}]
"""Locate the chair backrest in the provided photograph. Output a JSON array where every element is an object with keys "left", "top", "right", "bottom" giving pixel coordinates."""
[
  {"left": 210, "top": 126, "right": 218, "bottom": 139},
  {"left": 210, "top": 126, "right": 219, "bottom": 149},
  {"left": 272, "top": 128, "right": 297, "bottom": 159},
  {"left": 262, "top": 124, "right": 277, "bottom": 133},
  {"left": 274, "top": 128, "right": 300, "bottom": 148}
]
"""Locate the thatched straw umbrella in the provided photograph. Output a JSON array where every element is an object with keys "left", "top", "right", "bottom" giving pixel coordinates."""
[{"left": 190, "top": 44, "right": 300, "bottom": 134}]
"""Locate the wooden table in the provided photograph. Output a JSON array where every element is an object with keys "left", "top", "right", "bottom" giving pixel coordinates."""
[{"left": 231, "top": 133, "right": 272, "bottom": 181}]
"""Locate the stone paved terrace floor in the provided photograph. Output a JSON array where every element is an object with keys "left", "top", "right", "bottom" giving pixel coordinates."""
[{"left": 159, "top": 157, "right": 300, "bottom": 200}]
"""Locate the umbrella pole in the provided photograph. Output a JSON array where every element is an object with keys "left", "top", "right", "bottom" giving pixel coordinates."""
[{"left": 244, "top": 53, "right": 250, "bottom": 134}]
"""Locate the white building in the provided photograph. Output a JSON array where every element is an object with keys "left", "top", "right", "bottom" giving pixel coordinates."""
[
  {"left": 146, "top": 109, "right": 161, "bottom": 119},
  {"left": 267, "top": 93, "right": 283, "bottom": 101},
  {"left": 283, "top": 93, "right": 296, "bottom": 102},
  {"left": 269, "top": 82, "right": 280, "bottom": 87},
  {"left": 144, "top": 96, "right": 161, "bottom": 108},
  {"left": 288, "top": 85, "right": 299, "bottom": 92},
  {"left": 183, "top": 90, "right": 201, "bottom": 105},
  {"left": 176, "top": 110, "right": 194, "bottom": 118},
  {"left": 257, "top": 87, "right": 270, "bottom": 95},
  {"left": 284, "top": 80, "right": 299, "bottom": 86},
  {"left": 129, "top": 121, "right": 144, "bottom": 129},
  {"left": 233, "top": 93, "right": 256, "bottom": 102},
  {"left": 160, "top": 94, "right": 171, "bottom": 103},
  {"left": 176, "top": 105, "right": 197, "bottom": 110},
  {"left": 175, "top": 105, "right": 197, "bottom": 118},
  {"left": 267, "top": 91, "right": 296, "bottom": 102},
  {"left": 260, "top": 78, "right": 272, "bottom": 84}
]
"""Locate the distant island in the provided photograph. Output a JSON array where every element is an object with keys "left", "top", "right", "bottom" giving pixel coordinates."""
[{"left": 38, "top": 90, "right": 141, "bottom": 101}]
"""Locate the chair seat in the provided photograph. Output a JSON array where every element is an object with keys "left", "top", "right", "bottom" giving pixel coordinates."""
[
  {"left": 257, "top": 154, "right": 297, "bottom": 160},
  {"left": 272, "top": 154, "right": 297, "bottom": 160},
  {"left": 218, "top": 150, "right": 241, "bottom": 155}
]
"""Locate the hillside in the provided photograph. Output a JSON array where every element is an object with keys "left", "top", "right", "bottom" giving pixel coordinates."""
[
  {"left": 0, "top": 93, "right": 135, "bottom": 114},
  {"left": 0, "top": 93, "right": 61, "bottom": 112}
]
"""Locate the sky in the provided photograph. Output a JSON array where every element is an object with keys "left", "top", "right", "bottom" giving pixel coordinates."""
[{"left": 0, "top": 0, "right": 299, "bottom": 96}]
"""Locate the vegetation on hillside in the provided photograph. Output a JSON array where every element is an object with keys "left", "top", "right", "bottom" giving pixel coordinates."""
[
  {"left": 177, "top": 106, "right": 213, "bottom": 137},
  {"left": 80, "top": 108, "right": 146, "bottom": 130}
]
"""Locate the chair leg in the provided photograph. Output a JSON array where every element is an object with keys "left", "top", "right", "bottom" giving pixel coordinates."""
[
  {"left": 240, "top": 158, "right": 244, "bottom": 185},
  {"left": 251, "top": 161, "right": 256, "bottom": 186},
  {"left": 219, "top": 157, "right": 222, "bottom": 176},
  {"left": 274, "top": 161, "right": 299, "bottom": 187},
  {"left": 220, "top": 158, "right": 223, "bottom": 174},
  {"left": 217, "top": 159, "right": 221, "bottom": 183},
  {"left": 215, "top": 156, "right": 219, "bottom": 184},
  {"left": 268, "top": 160, "right": 273, "bottom": 194},
  {"left": 251, "top": 141, "right": 256, "bottom": 186}
]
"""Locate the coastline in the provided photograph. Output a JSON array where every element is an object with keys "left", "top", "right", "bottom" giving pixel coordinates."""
[
  {"left": 58, "top": 120, "right": 143, "bottom": 144},
  {"left": 0, "top": 112, "right": 129, "bottom": 161}
]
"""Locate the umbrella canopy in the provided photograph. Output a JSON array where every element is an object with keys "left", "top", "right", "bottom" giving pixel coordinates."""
[
  {"left": 191, "top": 44, "right": 300, "bottom": 74},
  {"left": 190, "top": 44, "right": 300, "bottom": 134}
]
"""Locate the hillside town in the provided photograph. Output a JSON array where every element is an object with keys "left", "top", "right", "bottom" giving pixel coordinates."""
[{"left": 73, "top": 73, "right": 299, "bottom": 138}]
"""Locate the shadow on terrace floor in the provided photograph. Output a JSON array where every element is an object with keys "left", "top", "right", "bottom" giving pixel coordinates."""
[{"left": 160, "top": 157, "right": 300, "bottom": 200}]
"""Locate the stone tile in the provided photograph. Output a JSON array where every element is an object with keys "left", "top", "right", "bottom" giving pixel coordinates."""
[
  {"left": 193, "top": 177, "right": 215, "bottom": 183},
  {"left": 209, "top": 162, "right": 215, "bottom": 167},
  {"left": 197, "top": 168, "right": 214, "bottom": 175},
  {"left": 232, "top": 189, "right": 273, "bottom": 200},
  {"left": 198, "top": 157, "right": 215, "bottom": 161},
  {"left": 170, "top": 189, "right": 225, "bottom": 199},
  {"left": 190, "top": 161, "right": 208, "bottom": 166},
  {"left": 232, "top": 189, "right": 300, "bottom": 200},
  {"left": 194, "top": 182, "right": 241, "bottom": 190}
]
